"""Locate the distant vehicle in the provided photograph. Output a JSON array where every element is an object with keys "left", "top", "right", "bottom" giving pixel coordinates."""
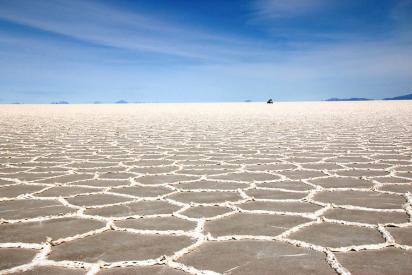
[{"left": 266, "top": 99, "right": 273, "bottom": 104}]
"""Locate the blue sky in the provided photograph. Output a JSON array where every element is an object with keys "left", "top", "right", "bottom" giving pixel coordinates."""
[{"left": 0, "top": 0, "right": 411, "bottom": 103}]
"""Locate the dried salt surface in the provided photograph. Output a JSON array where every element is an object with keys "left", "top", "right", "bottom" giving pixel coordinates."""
[{"left": 0, "top": 102, "right": 411, "bottom": 275}]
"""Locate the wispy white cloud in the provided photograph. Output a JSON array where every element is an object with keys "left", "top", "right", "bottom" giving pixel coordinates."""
[
  {"left": 0, "top": 0, "right": 411, "bottom": 102},
  {"left": 0, "top": 0, "right": 271, "bottom": 62},
  {"left": 2, "top": 28, "right": 411, "bottom": 102},
  {"left": 250, "top": 0, "right": 332, "bottom": 19}
]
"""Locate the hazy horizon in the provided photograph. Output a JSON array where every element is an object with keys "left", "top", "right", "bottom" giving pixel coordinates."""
[{"left": 1, "top": 0, "right": 412, "bottom": 103}]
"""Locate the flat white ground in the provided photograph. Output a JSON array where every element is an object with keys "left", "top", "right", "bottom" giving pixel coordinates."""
[{"left": 0, "top": 101, "right": 411, "bottom": 274}]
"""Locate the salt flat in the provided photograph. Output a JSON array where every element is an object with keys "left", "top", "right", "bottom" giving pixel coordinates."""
[{"left": 0, "top": 102, "right": 411, "bottom": 274}]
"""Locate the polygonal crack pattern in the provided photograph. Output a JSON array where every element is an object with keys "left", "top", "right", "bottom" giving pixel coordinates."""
[
  {"left": 288, "top": 222, "right": 385, "bottom": 249},
  {"left": 0, "top": 218, "right": 105, "bottom": 243},
  {"left": 178, "top": 240, "right": 334, "bottom": 274},
  {"left": 49, "top": 231, "right": 193, "bottom": 262},
  {"left": 0, "top": 103, "right": 411, "bottom": 274},
  {"left": 335, "top": 248, "right": 412, "bottom": 275},
  {"left": 205, "top": 213, "right": 310, "bottom": 238}
]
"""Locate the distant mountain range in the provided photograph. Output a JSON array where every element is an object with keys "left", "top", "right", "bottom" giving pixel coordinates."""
[
  {"left": 115, "top": 100, "right": 128, "bottom": 104},
  {"left": 325, "top": 98, "right": 371, "bottom": 101},
  {"left": 325, "top": 93, "right": 412, "bottom": 101},
  {"left": 383, "top": 93, "right": 412, "bottom": 100},
  {"left": 25, "top": 93, "right": 412, "bottom": 104}
]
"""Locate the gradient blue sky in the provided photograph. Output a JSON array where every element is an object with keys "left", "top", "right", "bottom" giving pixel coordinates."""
[{"left": 0, "top": 0, "right": 411, "bottom": 103}]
